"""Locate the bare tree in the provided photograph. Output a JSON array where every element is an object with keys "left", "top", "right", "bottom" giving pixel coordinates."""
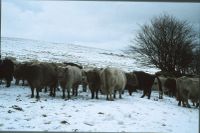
[
  {"left": 190, "top": 47, "right": 200, "bottom": 75},
  {"left": 128, "top": 14, "right": 198, "bottom": 74}
]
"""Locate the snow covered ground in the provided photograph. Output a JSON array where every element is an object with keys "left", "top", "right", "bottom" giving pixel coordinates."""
[
  {"left": 0, "top": 83, "right": 199, "bottom": 132},
  {"left": 0, "top": 37, "right": 199, "bottom": 132}
]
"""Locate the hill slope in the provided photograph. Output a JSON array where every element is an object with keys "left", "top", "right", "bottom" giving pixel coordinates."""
[{"left": 1, "top": 37, "right": 158, "bottom": 73}]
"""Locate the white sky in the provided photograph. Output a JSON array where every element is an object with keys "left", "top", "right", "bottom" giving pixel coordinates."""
[{"left": 2, "top": 0, "right": 200, "bottom": 50}]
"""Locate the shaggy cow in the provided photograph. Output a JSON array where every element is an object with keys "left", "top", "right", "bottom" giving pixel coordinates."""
[
  {"left": 100, "top": 67, "right": 126, "bottom": 101},
  {"left": 14, "top": 62, "right": 31, "bottom": 86},
  {"left": 133, "top": 71, "right": 163, "bottom": 99},
  {"left": 164, "top": 78, "right": 176, "bottom": 97},
  {"left": 125, "top": 72, "right": 138, "bottom": 95},
  {"left": 85, "top": 68, "right": 101, "bottom": 99},
  {"left": 0, "top": 59, "right": 14, "bottom": 87},
  {"left": 176, "top": 76, "right": 199, "bottom": 108},
  {"left": 56, "top": 66, "right": 82, "bottom": 99},
  {"left": 17, "top": 62, "right": 58, "bottom": 98}
]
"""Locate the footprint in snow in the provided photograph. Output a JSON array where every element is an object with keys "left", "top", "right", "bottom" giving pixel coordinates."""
[
  {"left": 44, "top": 121, "right": 51, "bottom": 124},
  {"left": 118, "top": 121, "right": 124, "bottom": 125},
  {"left": 42, "top": 114, "right": 47, "bottom": 117},
  {"left": 61, "top": 120, "right": 70, "bottom": 125}
]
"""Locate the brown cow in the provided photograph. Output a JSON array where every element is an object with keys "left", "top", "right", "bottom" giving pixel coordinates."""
[
  {"left": 164, "top": 78, "right": 177, "bottom": 97},
  {"left": 0, "top": 59, "right": 14, "bottom": 87},
  {"left": 125, "top": 72, "right": 138, "bottom": 95},
  {"left": 19, "top": 62, "right": 58, "bottom": 98},
  {"left": 85, "top": 68, "right": 101, "bottom": 99},
  {"left": 133, "top": 71, "right": 163, "bottom": 99}
]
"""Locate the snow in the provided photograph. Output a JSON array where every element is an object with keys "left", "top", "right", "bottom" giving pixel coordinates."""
[
  {"left": 0, "top": 84, "right": 198, "bottom": 132},
  {"left": 1, "top": 37, "right": 159, "bottom": 73},
  {"left": 0, "top": 37, "right": 199, "bottom": 132}
]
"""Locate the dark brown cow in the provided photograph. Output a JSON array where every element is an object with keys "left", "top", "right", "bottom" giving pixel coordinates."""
[
  {"left": 125, "top": 72, "right": 138, "bottom": 95},
  {"left": 85, "top": 68, "right": 101, "bottom": 99},
  {"left": 13, "top": 62, "right": 33, "bottom": 86},
  {"left": 0, "top": 59, "right": 14, "bottom": 87},
  {"left": 164, "top": 78, "right": 176, "bottom": 97},
  {"left": 133, "top": 71, "right": 163, "bottom": 99}
]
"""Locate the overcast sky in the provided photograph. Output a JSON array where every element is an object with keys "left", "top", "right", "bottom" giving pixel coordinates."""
[{"left": 2, "top": 0, "right": 200, "bottom": 50}]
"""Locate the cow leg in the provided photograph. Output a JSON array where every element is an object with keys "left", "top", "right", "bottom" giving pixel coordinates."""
[
  {"left": 119, "top": 90, "right": 122, "bottom": 99},
  {"left": 109, "top": 89, "right": 114, "bottom": 101},
  {"left": 95, "top": 90, "right": 99, "bottom": 99},
  {"left": 15, "top": 79, "right": 19, "bottom": 85},
  {"left": 109, "top": 94, "right": 114, "bottom": 101},
  {"left": 159, "top": 91, "right": 163, "bottom": 99},
  {"left": 49, "top": 86, "right": 53, "bottom": 96},
  {"left": 72, "top": 87, "right": 75, "bottom": 96},
  {"left": 62, "top": 88, "right": 66, "bottom": 99},
  {"left": 148, "top": 90, "right": 151, "bottom": 99},
  {"left": 49, "top": 87, "right": 55, "bottom": 97},
  {"left": 186, "top": 99, "right": 191, "bottom": 108},
  {"left": 178, "top": 100, "right": 181, "bottom": 106},
  {"left": 22, "top": 79, "right": 25, "bottom": 86},
  {"left": 83, "top": 84, "right": 87, "bottom": 92},
  {"left": 106, "top": 94, "right": 109, "bottom": 100},
  {"left": 67, "top": 89, "right": 71, "bottom": 99},
  {"left": 196, "top": 102, "right": 199, "bottom": 108},
  {"left": 6, "top": 80, "right": 11, "bottom": 87},
  {"left": 91, "top": 90, "right": 94, "bottom": 99},
  {"left": 31, "top": 87, "right": 34, "bottom": 98},
  {"left": 122, "top": 90, "right": 124, "bottom": 94},
  {"left": 192, "top": 101, "right": 195, "bottom": 106},
  {"left": 141, "top": 90, "right": 146, "bottom": 98},
  {"left": 113, "top": 90, "right": 116, "bottom": 99},
  {"left": 36, "top": 88, "right": 40, "bottom": 99},
  {"left": 44, "top": 87, "right": 47, "bottom": 93},
  {"left": 75, "top": 85, "right": 78, "bottom": 96},
  {"left": 53, "top": 87, "right": 56, "bottom": 97},
  {"left": 128, "top": 89, "right": 132, "bottom": 96}
]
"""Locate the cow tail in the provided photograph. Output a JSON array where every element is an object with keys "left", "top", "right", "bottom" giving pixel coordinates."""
[
  {"left": 156, "top": 76, "right": 163, "bottom": 99},
  {"left": 104, "top": 69, "right": 109, "bottom": 93}
]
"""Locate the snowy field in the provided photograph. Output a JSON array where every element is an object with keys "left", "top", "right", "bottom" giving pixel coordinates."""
[
  {"left": 0, "top": 83, "right": 198, "bottom": 132},
  {"left": 0, "top": 37, "right": 199, "bottom": 132}
]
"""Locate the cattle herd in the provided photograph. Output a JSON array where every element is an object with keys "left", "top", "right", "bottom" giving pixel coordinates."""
[{"left": 0, "top": 57, "right": 199, "bottom": 108}]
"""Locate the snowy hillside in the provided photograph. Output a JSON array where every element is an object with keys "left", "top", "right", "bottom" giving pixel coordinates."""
[
  {"left": 0, "top": 37, "right": 199, "bottom": 132},
  {"left": 1, "top": 37, "right": 159, "bottom": 73}
]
